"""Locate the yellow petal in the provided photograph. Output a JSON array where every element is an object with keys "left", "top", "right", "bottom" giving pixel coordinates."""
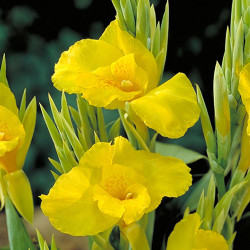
[
  {"left": 80, "top": 54, "right": 147, "bottom": 109},
  {"left": 166, "top": 213, "right": 201, "bottom": 250},
  {"left": 120, "top": 223, "right": 150, "bottom": 250},
  {"left": 143, "top": 156, "right": 192, "bottom": 212},
  {"left": 122, "top": 183, "right": 151, "bottom": 225},
  {"left": 0, "top": 137, "right": 19, "bottom": 157},
  {"left": 0, "top": 106, "right": 25, "bottom": 172},
  {"left": 52, "top": 39, "right": 123, "bottom": 94},
  {"left": 239, "top": 63, "right": 250, "bottom": 135},
  {"left": 130, "top": 73, "right": 200, "bottom": 138},
  {"left": 41, "top": 166, "right": 119, "bottom": 236},
  {"left": 0, "top": 82, "right": 18, "bottom": 115},
  {"left": 93, "top": 185, "right": 125, "bottom": 218},
  {"left": 112, "top": 137, "right": 192, "bottom": 212},
  {"left": 100, "top": 20, "right": 159, "bottom": 91},
  {"left": 3, "top": 170, "right": 34, "bottom": 223},
  {"left": 194, "top": 229, "right": 229, "bottom": 250}
]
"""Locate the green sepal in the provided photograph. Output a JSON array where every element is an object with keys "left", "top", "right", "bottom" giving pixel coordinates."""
[
  {"left": 232, "top": 19, "right": 244, "bottom": 101},
  {"left": 0, "top": 54, "right": 8, "bottom": 86},
  {"left": 60, "top": 115, "right": 84, "bottom": 161},
  {"left": 88, "top": 105, "right": 98, "bottom": 133},
  {"left": 222, "top": 27, "right": 232, "bottom": 89},
  {"left": 40, "top": 104, "right": 63, "bottom": 149},
  {"left": 158, "top": 1, "right": 169, "bottom": 76},
  {"left": 61, "top": 92, "right": 74, "bottom": 130},
  {"left": 196, "top": 85, "right": 217, "bottom": 154},
  {"left": 51, "top": 234, "right": 58, "bottom": 250},
  {"left": 97, "top": 108, "right": 108, "bottom": 142},
  {"left": 69, "top": 106, "right": 81, "bottom": 129},
  {"left": 18, "top": 89, "right": 26, "bottom": 122},
  {"left": 77, "top": 96, "right": 94, "bottom": 148},
  {"left": 5, "top": 196, "right": 35, "bottom": 250},
  {"left": 77, "top": 128, "right": 89, "bottom": 152},
  {"left": 149, "top": 5, "right": 156, "bottom": 52},
  {"left": 36, "top": 229, "right": 46, "bottom": 250},
  {"left": 94, "top": 132, "right": 100, "bottom": 143},
  {"left": 213, "top": 62, "right": 231, "bottom": 168},
  {"left": 120, "top": 0, "right": 136, "bottom": 35},
  {"left": 48, "top": 158, "right": 64, "bottom": 174},
  {"left": 213, "top": 181, "right": 247, "bottom": 232},
  {"left": 111, "top": 0, "right": 127, "bottom": 31},
  {"left": 108, "top": 118, "right": 121, "bottom": 142},
  {"left": 55, "top": 146, "right": 72, "bottom": 173},
  {"left": 212, "top": 208, "right": 225, "bottom": 233},
  {"left": 136, "top": 0, "right": 150, "bottom": 46},
  {"left": 155, "top": 141, "right": 207, "bottom": 164},
  {"left": 152, "top": 22, "right": 160, "bottom": 58},
  {"left": 202, "top": 174, "right": 216, "bottom": 230},
  {"left": 62, "top": 141, "right": 78, "bottom": 168},
  {"left": 50, "top": 170, "right": 59, "bottom": 181},
  {"left": 17, "top": 97, "right": 37, "bottom": 170},
  {"left": 48, "top": 94, "right": 64, "bottom": 134},
  {"left": 196, "top": 190, "right": 205, "bottom": 220}
]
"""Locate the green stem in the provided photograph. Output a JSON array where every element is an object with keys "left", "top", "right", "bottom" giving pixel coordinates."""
[
  {"left": 145, "top": 211, "right": 155, "bottom": 248},
  {"left": 214, "top": 172, "right": 226, "bottom": 200}
]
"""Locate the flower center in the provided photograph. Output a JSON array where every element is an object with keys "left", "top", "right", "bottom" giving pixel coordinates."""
[
  {"left": 0, "top": 132, "right": 5, "bottom": 140},
  {"left": 120, "top": 80, "right": 134, "bottom": 92},
  {"left": 102, "top": 175, "right": 131, "bottom": 200}
]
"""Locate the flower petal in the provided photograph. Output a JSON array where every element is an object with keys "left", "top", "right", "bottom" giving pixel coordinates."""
[
  {"left": 122, "top": 183, "right": 151, "bottom": 225},
  {"left": 52, "top": 39, "right": 123, "bottom": 94},
  {"left": 41, "top": 166, "right": 119, "bottom": 236},
  {"left": 239, "top": 63, "right": 250, "bottom": 135},
  {"left": 194, "top": 229, "right": 229, "bottom": 250},
  {"left": 0, "top": 83, "right": 18, "bottom": 115},
  {"left": 130, "top": 73, "right": 200, "bottom": 138},
  {"left": 100, "top": 20, "right": 159, "bottom": 91},
  {"left": 3, "top": 170, "right": 34, "bottom": 223},
  {"left": 166, "top": 213, "right": 201, "bottom": 250},
  {"left": 112, "top": 137, "right": 192, "bottom": 212}
]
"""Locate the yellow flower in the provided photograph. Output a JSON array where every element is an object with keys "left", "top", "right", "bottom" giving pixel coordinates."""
[
  {"left": 166, "top": 213, "right": 229, "bottom": 250},
  {"left": 239, "top": 63, "right": 250, "bottom": 135},
  {"left": 0, "top": 82, "right": 35, "bottom": 223},
  {"left": 41, "top": 136, "right": 192, "bottom": 236},
  {"left": 52, "top": 21, "right": 200, "bottom": 138}
]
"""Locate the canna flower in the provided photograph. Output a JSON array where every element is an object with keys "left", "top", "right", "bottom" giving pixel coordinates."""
[
  {"left": 52, "top": 21, "right": 200, "bottom": 138},
  {"left": 41, "top": 136, "right": 192, "bottom": 236},
  {"left": 166, "top": 213, "right": 229, "bottom": 250},
  {"left": 239, "top": 63, "right": 250, "bottom": 135},
  {"left": 0, "top": 81, "right": 36, "bottom": 223}
]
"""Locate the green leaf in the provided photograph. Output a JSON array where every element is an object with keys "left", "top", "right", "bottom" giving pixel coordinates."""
[
  {"left": 155, "top": 141, "right": 207, "bottom": 164},
  {"left": 5, "top": 196, "right": 35, "bottom": 250}
]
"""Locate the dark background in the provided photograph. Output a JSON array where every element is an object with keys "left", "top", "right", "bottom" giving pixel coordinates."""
[{"left": 1, "top": 0, "right": 248, "bottom": 249}]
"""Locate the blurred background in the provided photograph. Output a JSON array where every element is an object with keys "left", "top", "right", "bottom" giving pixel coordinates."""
[{"left": 1, "top": 0, "right": 248, "bottom": 249}]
